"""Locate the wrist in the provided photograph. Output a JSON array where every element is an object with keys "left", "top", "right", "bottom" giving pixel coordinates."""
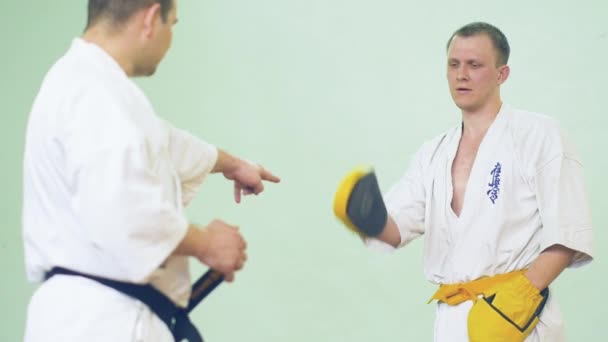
[
  {"left": 524, "top": 271, "right": 545, "bottom": 291},
  {"left": 213, "top": 149, "right": 241, "bottom": 175},
  {"left": 194, "top": 226, "right": 210, "bottom": 261}
]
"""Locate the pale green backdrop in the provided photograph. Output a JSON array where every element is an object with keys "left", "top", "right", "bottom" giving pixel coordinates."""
[{"left": 1, "top": 0, "right": 606, "bottom": 341}]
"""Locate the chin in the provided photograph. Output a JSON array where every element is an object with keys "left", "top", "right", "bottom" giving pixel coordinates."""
[
  {"left": 454, "top": 101, "right": 479, "bottom": 113},
  {"left": 133, "top": 65, "right": 158, "bottom": 77},
  {"left": 141, "top": 66, "right": 157, "bottom": 77},
  {"left": 146, "top": 68, "right": 157, "bottom": 76},
  {"left": 452, "top": 98, "right": 469, "bottom": 109}
]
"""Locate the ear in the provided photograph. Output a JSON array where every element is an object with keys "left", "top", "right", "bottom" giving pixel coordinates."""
[
  {"left": 497, "top": 65, "right": 510, "bottom": 85},
  {"left": 142, "top": 3, "right": 162, "bottom": 38}
]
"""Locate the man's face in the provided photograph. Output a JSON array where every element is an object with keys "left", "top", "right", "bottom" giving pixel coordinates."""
[
  {"left": 446, "top": 34, "right": 507, "bottom": 113},
  {"left": 135, "top": 1, "right": 178, "bottom": 76}
]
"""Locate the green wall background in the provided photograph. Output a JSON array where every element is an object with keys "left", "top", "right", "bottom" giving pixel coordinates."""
[{"left": 1, "top": 0, "right": 606, "bottom": 341}]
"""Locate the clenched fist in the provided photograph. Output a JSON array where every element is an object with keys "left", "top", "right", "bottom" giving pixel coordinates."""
[{"left": 196, "top": 219, "right": 247, "bottom": 282}]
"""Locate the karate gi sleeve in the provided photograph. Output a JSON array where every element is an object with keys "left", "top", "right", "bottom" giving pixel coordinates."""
[
  {"left": 533, "top": 134, "right": 593, "bottom": 268},
  {"left": 166, "top": 123, "right": 218, "bottom": 207},
  {"left": 365, "top": 148, "right": 426, "bottom": 251},
  {"left": 63, "top": 89, "right": 190, "bottom": 283}
]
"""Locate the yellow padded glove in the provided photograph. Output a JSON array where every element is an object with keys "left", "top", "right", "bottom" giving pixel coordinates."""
[{"left": 467, "top": 274, "right": 549, "bottom": 342}]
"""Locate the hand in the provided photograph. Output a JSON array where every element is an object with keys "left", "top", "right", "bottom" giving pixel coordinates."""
[
  {"left": 223, "top": 160, "right": 280, "bottom": 203},
  {"left": 197, "top": 219, "right": 247, "bottom": 282}
]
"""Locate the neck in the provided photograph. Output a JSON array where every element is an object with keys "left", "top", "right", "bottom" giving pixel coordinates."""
[
  {"left": 82, "top": 24, "right": 136, "bottom": 77},
  {"left": 461, "top": 98, "right": 503, "bottom": 139}
]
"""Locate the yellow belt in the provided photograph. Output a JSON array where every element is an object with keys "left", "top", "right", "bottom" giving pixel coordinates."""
[{"left": 428, "top": 270, "right": 527, "bottom": 306}]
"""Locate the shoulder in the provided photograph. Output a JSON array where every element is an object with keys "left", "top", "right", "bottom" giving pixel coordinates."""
[
  {"left": 508, "top": 107, "right": 561, "bottom": 137},
  {"left": 46, "top": 40, "right": 138, "bottom": 105},
  {"left": 507, "top": 106, "right": 563, "bottom": 149},
  {"left": 505, "top": 106, "right": 579, "bottom": 171}
]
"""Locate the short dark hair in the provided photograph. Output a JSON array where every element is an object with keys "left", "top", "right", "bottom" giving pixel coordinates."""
[
  {"left": 446, "top": 22, "right": 510, "bottom": 66},
  {"left": 87, "top": 0, "right": 173, "bottom": 28}
]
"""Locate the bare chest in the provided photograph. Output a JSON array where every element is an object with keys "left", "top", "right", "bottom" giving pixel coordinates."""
[{"left": 451, "top": 137, "right": 482, "bottom": 216}]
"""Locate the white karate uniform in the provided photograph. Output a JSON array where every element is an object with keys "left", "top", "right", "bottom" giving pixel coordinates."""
[
  {"left": 22, "top": 38, "right": 218, "bottom": 341},
  {"left": 367, "top": 105, "right": 593, "bottom": 341}
]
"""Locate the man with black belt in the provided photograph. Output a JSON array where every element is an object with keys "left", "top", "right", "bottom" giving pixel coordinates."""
[{"left": 22, "top": 1, "right": 280, "bottom": 341}]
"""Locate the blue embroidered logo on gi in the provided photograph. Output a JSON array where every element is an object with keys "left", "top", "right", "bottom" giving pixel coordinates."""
[{"left": 487, "top": 162, "right": 502, "bottom": 204}]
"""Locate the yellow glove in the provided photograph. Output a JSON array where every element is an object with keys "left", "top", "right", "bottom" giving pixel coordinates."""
[
  {"left": 333, "top": 166, "right": 387, "bottom": 237},
  {"left": 467, "top": 274, "right": 549, "bottom": 342}
]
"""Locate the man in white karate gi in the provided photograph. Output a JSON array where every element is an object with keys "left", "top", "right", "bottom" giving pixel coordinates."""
[
  {"left": 22, "top": 0, "right": 279, "bottom": 341},
  {"left": 334, "top": 22, "right": 593, "bottom": 341}
]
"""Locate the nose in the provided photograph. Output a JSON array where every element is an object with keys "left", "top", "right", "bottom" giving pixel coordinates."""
[{"left": 456, "top": 65, "right": 469, "bottom": 81}]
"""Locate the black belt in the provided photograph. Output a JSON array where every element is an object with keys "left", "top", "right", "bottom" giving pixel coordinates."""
[{"left": 45, "top": 267, "right": 223, "bottom": 342}]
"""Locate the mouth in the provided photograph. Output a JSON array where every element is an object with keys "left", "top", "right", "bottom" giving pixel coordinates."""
[{"left": 455, "top": 87, "right": 472, "bottom": 94}]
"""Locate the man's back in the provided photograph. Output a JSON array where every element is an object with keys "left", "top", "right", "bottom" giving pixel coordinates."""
[{"left": 23, "top": 38, "right": 189, "bottom": 290}]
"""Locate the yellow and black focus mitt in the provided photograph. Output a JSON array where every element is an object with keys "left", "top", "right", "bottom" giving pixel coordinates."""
[{"left": 333, "top": 166, "right": 387, "bottom": 237}]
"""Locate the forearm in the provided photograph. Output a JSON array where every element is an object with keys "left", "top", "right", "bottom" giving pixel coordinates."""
[
  {"left": 211, "top": 149, "right": 240, "bottom": 174},
  {"left": 172, "top": 224, "right": 206, "bottom": 258},
  {"left": 376, "top": 216, "right": 402, "bottom": 248},
  {"left": 525, "top": 244, "right": 575, "bottom": 290}
]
